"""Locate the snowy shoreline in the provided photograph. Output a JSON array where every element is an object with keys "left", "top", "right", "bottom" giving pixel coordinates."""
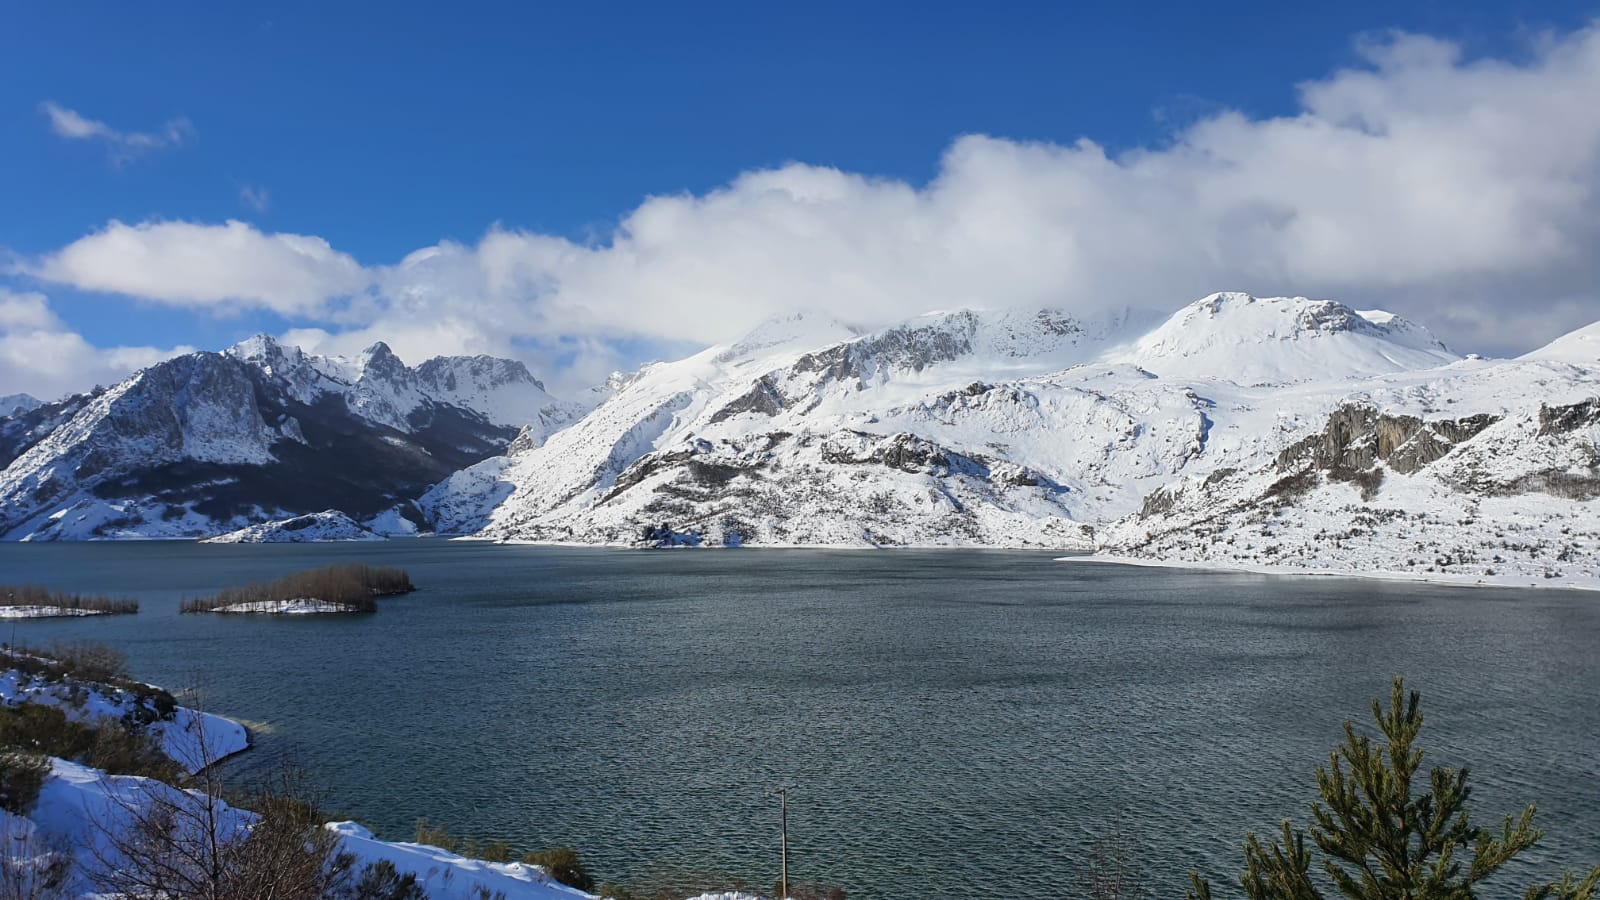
[
  {"left": 208, "top": 598, "right": 365, "bottom": 614},
  {"left": 1057, "top": 553, "right": 1600, "bottom": 593},
  {"left": 0, "top": 605, "right": 112, "bottom": 618},
  {"left": 0, "top": 663, "right": 606, "bottom": 899}
]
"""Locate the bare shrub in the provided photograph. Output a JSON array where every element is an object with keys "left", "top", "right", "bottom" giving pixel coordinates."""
[
  {"left": 0, "top": 817, "right": 69, "bottom": 900},
  {"left": 1078, "top": 817, "right": 1152, "bottom": 900},
  {"left": 522, "top": 846, "right": 595, "bottom": 892},
  {"left": 0, "top": 584, "right": 138, "bottom": 616}
]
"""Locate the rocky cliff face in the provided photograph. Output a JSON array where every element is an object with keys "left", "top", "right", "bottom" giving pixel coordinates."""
[{"left": 0, "top": 336, "right": 574, "bottom": 540}]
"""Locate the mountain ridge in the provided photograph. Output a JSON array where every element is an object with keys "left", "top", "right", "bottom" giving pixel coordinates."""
[{"left": 0, "top": 336, "right": 578, "bottom": 540}]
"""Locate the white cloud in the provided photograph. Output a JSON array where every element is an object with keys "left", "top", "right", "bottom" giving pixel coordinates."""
[
  {"left": 25, "top": 220, "right": 370, "bottom": 317},
  {"left": 0, "top": 290, "right": 191, "bottom": 401},
  {"left": 350, "top": 24, "right": 1600, "bottom": 363},
  {"left": 40, "top": 101, "right": 194, "bottom": 163},
  {"left": 20, "top": 24, "right": 1600, "bottom": 395},
  {"left": 239, "top": 185, "right": 271, "bottom": 213}
]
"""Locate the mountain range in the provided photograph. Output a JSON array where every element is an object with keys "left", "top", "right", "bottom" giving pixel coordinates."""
[
  {"left": 0, "top": 336, "right": 577, "bottom": 540},
  {"left": 2, "top": 292, "right": 1596, "bottom": 586}
]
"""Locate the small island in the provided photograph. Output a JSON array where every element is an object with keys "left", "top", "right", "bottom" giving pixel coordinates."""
[
  {"left": 179, "top": 563, "right": 415, "bottom": 615},
  {"left": 0, "top": 584, "right": 139, "bottom": 618}
]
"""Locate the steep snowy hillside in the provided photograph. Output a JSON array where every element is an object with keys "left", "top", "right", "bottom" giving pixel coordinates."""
[
  {"left": 424, "top": 295, "right": 1596, "bottom": 568},
  {"left": 421, "top": 296, "right": 1484, "bottom": 550},
  {"left": 1097, "top": 352, "right": 1600, "bottom": 588},
  {"left": 0, "top": 336, "right": 576, "bottom": 540}
]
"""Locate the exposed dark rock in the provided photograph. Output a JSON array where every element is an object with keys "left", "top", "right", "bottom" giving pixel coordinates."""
[
  {"left": 707, "top": 375, "right": 787, "bottom": 424},
  {"left": 1538, "top": 398, "right": 1600, "bottom": 436},
  {"left": 1275, "top": 404, "right": 1499, "bottom": 480}
]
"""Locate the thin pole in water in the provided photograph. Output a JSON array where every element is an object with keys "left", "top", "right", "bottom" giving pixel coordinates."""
[{"left": 778, "top": 786, "right": 789, "bottom": 900}]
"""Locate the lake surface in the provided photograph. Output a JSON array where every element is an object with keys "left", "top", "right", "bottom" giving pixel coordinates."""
[{"left": 2, "top": 541, "right": 1596, "bottom": 898}]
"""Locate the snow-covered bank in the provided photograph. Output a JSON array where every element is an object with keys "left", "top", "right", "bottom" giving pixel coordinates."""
[
  {"left": 329, "top": 822, "right": 598, "bottom": 899},
  {"left": 1059, "top": 553, "right": 1600, "bottom": 593},
  {"left": 0, "top": 667, "right": 249, "bottom": 773},
  {"left": 210, "top": 598, "right": 366, "bottom": 614},
  {"left": 0, "top": 605, "right": 109, "bottom": 618}
]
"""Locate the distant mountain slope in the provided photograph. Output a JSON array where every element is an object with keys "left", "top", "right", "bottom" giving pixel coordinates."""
[
  {"left": 1097, "top": 356, "right": 1600, "bottom": 587},
  {"left": 0, "top": 394, "right": 40, "bottom": 417},
  {"left": 0, "top": 336, "right": 578, "bottom": 540},
  {"left": 1522, "top": 320, "right": 1600, "bottom": 367},
  {"left": 424, "top": 293, "right": 1567, "bottom": 558}
]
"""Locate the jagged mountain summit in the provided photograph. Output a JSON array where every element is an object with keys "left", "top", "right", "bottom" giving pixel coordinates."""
[{"left": 0, "top": 336, "right": 580, "bottom": 540}]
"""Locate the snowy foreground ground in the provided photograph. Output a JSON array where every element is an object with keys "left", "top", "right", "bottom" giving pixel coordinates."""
[{"left": 0, "top": 666, "right": 637, "bottom": 899}]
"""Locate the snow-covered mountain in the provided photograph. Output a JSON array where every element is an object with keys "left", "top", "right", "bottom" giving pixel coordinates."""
[
  {"left": 418, "top": 291, "right": 1592, "bottom": 581},
  {"left": 9, "top": 292, "right": 1596, "bottom": 586},
  {"left": 0, "top": 393, "right": 39, "bottom": 417},
  {"left": 0, "top": 336, "right": 579, "bottom": 540},
  {"left": 1106, "top": 291, "right": 1457, "bottom": 382}
]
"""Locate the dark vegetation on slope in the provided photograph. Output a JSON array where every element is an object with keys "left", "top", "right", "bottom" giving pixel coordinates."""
[
  {"left": 0, "top": 643, "right": 183, "bottom": 808},
  {"left": 0, "top": 584, "right": 139, "bottom": 616},
  {"left": 180, "top": 563, "right": 414, "bottom": 614},
  {"left": 1, "top": 643, "right": 175, "bottom": 717}
]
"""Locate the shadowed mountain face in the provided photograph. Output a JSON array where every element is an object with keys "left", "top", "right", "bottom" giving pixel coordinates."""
[{"left": 0, "top": 336, "right": 576, "bottom": 540}]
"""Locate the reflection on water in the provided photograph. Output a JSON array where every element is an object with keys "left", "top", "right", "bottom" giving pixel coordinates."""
[{"left": 3, "top": 541, "right": 1596, "bottom": 899}]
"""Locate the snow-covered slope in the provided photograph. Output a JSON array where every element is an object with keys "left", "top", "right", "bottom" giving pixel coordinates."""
[
  {"left": 202, "top": 509, "right": 384, "bottom": 543},
  {"left": 1523, "top": 320, "right": 1600, "bottom": 368},
  {"left": 1095, "top": 355, "right": 1600, "bottom": 587},
  {"left": 0, "top": 335, "right": 578, "bottom": 541},
  {"left": 1106, "top": 292, "right": 1457, "bottom": 382},
  {"left": 423, "top": 294, "right": 1596, "bottom": 577}
]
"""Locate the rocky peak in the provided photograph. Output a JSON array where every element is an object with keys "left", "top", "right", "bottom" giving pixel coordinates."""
[
  {"left": 357, "top": 342, "right": 408, "bottom": 381},
  {"left": 416, "top": 355, "right": 544, "bottom": 394}
]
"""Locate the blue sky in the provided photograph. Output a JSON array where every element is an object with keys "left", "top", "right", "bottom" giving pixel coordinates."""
[{"left": 3, "top": 1, "right": 1600, "bottom": 398}]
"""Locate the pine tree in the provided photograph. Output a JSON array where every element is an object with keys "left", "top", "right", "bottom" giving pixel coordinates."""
[{"left": 1188, "top": 677, "right": 1600, "bottom": 900}]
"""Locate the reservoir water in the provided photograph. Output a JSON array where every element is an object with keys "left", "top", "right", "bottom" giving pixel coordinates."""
[{"left": 1, "top": 541, "right": 1595, "bottom": 898}]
